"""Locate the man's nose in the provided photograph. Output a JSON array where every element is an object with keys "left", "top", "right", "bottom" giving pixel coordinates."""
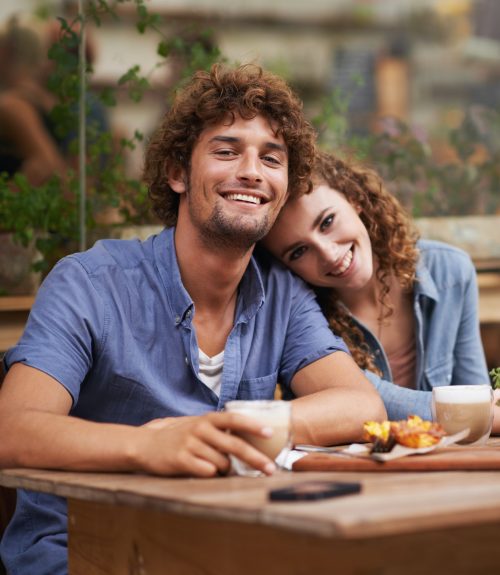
[{"left": 236, "top": 152, "right": 263, "bottom": 184}]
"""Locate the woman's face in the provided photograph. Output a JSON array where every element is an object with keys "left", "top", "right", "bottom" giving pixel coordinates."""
[{"left": 262, "top": 183, "right": 374, "bottom": 291}]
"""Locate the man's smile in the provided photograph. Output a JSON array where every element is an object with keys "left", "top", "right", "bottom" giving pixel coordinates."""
[
  {"left": 219, "top": 188, "right": 271, "bottom": 207},
  {"left": 224, "top": 192, "right": 262, "bottom": 205}
]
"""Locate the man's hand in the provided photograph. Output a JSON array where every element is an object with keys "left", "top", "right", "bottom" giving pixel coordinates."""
[
  {"left": 136, "top": 412, "right": 277, "bottom": 477},
  {"left": 0, "top": 364, "right": 277, "bottom": 478}
]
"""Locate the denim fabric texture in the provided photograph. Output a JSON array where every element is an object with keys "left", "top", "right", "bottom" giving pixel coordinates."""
[
  {"left": 360, "top": 240, "right": 489, "bottom": 420},
  {"left": 1, "top": 227, "right": 347, "bottom": 575}
]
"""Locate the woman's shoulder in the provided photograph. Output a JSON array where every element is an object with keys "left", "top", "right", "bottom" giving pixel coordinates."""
[
  {"left": 418, "top": 238, "right": 473, "bottom": 262},
  {"left": 417, "top": 239, "right": 475, "bottom": 283}
]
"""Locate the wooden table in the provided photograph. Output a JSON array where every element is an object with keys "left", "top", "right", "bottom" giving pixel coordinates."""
[{"left": 2, "top": 461, "right": 500, "bottom": 575}]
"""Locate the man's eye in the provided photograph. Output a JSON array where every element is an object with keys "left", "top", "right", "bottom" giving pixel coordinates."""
[
  {"left": 262, "top": 155, "right": 281, "bottom": 165},
  {"left": 320, "top": 214, "right": 334, "bottom": 231},
  {"left": 215, "top": 149, "right": 237, "bottom": 157},
  {"left": 289, "top": 246, "right": 306, "bottom": 261}
]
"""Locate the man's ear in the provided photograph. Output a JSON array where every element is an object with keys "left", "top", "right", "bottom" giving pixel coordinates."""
[{"left": 167, "top": 165, "right": 187, "bottom": 194}]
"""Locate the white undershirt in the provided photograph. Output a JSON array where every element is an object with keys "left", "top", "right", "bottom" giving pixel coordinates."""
[{"left": 198, "top": 349, "right": 224, "bottom": 396}]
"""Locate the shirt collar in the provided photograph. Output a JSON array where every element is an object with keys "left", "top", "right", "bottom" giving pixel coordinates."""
[
  {"left": 153, "top": 227, "right": 193, "bottom": 326},
  {"left": 153, "top": 227, "right": 265, "bottom": 326},
  {"left": 414, "top": 256, "right": 440, "bottom": 302},
  {"left": 236, "top": 253, "right": 265, "bottom": 323}
]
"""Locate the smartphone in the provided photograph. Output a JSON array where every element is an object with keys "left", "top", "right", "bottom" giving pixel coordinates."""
[{"left": 268, "top": 480, "right": 362, "bottom": 502}]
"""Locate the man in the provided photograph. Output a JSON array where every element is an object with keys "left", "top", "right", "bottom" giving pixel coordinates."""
[{"left": 0, "top": 64, "right": 385, "bottom": 574}]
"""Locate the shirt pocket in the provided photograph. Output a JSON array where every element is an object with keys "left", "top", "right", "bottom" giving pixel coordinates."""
[
  {"left": 425, "top": 358, "right": 453, "bottom": 388},
  {"left": 237, "top": 371, "right": 279, "bottom": 400}
]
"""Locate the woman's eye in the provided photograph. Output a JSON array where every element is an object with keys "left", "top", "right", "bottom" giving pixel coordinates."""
[
  {"left": 289, "top": 246, "right": 306, "bottom": 261},
  {"left": 320, "top": 214, "right": 334, "bottom": 231}
]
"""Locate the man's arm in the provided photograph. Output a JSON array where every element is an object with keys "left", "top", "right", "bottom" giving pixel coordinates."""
[
  {"left": 290, "top": 352, "right": 387, "bottom": 446},
  {"left": 0, "top": 363, "right": 276, "bottom": 477}
]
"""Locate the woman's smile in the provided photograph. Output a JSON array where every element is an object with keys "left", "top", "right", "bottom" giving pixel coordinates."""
[{"left": 263, "top": 184, "right": 373, "bottom": 293}]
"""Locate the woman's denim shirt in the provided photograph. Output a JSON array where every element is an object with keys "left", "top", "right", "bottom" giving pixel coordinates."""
[{"left": 359, "top": 240, "right": 489, "bottom": 420}]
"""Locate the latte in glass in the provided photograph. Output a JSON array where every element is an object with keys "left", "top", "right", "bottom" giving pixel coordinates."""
[
  {"left": 432, "top": 385, "right": 493, "bottom": 445},
  {"left": 225, "top": 400, "right": 292, "bottom": 476}
]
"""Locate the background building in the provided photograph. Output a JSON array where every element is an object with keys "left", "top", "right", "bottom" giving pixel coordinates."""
[{"left": 3, "top": 0, "right": 498, "bottom": 203}]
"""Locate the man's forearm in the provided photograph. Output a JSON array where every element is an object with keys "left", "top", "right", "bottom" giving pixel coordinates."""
[
  {"left": 289, "top": 352, "right": 387, "bottom": 445},
  {"left": 291, "top": 386, "right": 386, "bottom": 446},
  {"left": 0, "top": 408, "right": 144, "bottom": 471}
]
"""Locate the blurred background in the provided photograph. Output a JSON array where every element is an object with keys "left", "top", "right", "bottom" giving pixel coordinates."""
[
  {"left": 2, "top": 0, "right": 500, "bottom": 217},
  {"left": 1, "top": 0, "right": 500, "bottom": 365}
]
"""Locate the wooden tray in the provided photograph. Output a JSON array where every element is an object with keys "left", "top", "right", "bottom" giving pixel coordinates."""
[{"left": 292, "top": 444, "right": 500, "bottom": 472}]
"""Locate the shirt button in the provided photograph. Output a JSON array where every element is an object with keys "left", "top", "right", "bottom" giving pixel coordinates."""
[
  {"left": 175, "top": 315, "right": 181, "bottom": 325},
  {"left": 185, "top": 356, "right": 189, "bottom": 365},
  {"left": 186, "top": 309, "right": 192, "bottom": 318}
]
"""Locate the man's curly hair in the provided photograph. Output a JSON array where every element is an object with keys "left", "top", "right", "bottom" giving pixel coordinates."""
[
  {"left": 143, "top": 63, "right": 316, "bottom": 227},
  {"left": 313, "top": 151, "right": 420, "bottom": 374}
]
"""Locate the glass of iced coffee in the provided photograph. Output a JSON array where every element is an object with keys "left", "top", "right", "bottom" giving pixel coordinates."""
[
  {"left": 432, "top": 385, "right": 493, "bottom": 445},
  {"left": 225, "top": 400, "right": 292, "bottom": 477}
]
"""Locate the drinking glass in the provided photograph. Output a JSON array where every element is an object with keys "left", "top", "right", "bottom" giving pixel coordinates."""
[
  {"left": 431, "top": 385, "right": 493, "bottom": 445},
  {"left": 225, "top": 400, "right": 292, "bottom": 477}
]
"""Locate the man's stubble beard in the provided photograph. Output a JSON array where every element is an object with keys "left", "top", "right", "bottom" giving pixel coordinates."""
[
  {"left": 186, "top": 182, "right": 274, "bottom": 253},
  {"left": 203, "top": 202, "right": 271, "bottom": 251}
]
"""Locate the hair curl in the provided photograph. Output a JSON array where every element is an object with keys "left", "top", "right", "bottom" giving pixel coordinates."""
[
  {"left": 143, "top": 63, "right": 316, "bottom": 227},
  {"left": 312, "top": 151, "right": 420, "bottom": 374}
]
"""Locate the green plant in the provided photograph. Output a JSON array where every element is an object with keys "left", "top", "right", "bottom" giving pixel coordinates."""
[
  {"left": 490, "top": 368, "right": 500, "bottom": 390},
  {"left": 5, "top": 1, "right": 498, "bottom": 283},
  {"left": 315, "top": 93, "right": 500, "bottom": 218},
  {"left": 0, "top": 0, "right": 220, "bottom": 280}
]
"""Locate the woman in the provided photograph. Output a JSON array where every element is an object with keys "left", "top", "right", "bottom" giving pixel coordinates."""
[{"left": 262, "top": 151, "right": 491, "bottom": 421}]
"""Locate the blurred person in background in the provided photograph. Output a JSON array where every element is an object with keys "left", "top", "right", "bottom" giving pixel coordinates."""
[{"left": 0, "top": 17, "right": 66, "bottom": 185}]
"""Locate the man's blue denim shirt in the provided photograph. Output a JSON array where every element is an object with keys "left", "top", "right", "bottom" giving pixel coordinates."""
[
  {"left": 1, "top": 227, "right": 348, "bottom": 575},
  {"left": 361, "top": 240, "right": 489, "bottom": 420}
]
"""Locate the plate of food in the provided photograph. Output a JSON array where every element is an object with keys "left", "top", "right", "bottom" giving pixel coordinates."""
[{"left": 351, "top": 415, "right": 470, "bottom": 462}]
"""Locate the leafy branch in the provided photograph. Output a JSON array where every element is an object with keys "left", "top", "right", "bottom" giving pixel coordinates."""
[
  {"left": 490, "top": 368, "right": 500, "bottom": 390},
  {"left": 2, "top": 0, "right": 221, "bottom": 287}
]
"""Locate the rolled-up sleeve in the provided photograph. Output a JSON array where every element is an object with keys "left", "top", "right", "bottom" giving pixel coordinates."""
[
  {"left": 278, "top": 279, "right": 349, "bottom": 389},
  {"left": 4, "top": 256, "right": 106, "bottom": 405}
]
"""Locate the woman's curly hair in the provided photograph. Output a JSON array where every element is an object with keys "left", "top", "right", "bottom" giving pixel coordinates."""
[
  {"left": 313, "top": 151, "right": 420, "bottom": 374},
  {"left": 143, "top": 63, "right": 316, "bottom": 227}
]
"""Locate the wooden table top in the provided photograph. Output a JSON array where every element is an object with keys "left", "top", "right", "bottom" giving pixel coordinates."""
[{"left": 2, "top": 461, "right": 500, "bottom": 540}]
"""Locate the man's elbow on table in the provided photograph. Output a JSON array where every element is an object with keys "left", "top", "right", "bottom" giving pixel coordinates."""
[{"left": 290, "top": 352, "right": 387, "bottom": 446}]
